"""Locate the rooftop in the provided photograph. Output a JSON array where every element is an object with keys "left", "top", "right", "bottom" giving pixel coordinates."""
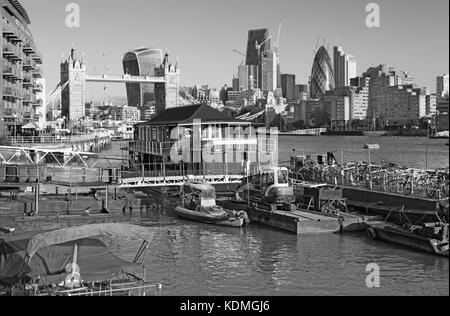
[{"left": 137, "top": 104, "right": 249, "bottom": 126}]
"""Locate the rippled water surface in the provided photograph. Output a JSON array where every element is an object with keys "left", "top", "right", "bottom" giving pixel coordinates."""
[{"left": 99, "top": 136, "right": 449, "bottom": 296}]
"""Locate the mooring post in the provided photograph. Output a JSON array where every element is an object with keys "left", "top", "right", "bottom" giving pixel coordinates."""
[{"left": 34, "top": 183, "right": 39, "bottom": 216}]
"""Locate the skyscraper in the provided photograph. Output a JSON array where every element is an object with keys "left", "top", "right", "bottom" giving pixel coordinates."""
[
  {"left": 334, "top": 46, "right": 357, "bottom": 88},
  {"left": 261, "top": 50, "right": 279, "bottom": 92},
  {"left": 123, "top": 48, "right": 163, "bottom": 108},
  {"left": 310, "top": 46, "right": 335, "bottom": 99},
  {"left": 281, "top": 74, "right": 296, "bottom": 102},
  {"left": 238, "top": 65, "right": 249, "bottom": 91},
  {"left": 246, "top": 29, "right": 270, "bottom": 89},
  {"left": 437, "top": 74, "right": 449, "bottom": 97}
]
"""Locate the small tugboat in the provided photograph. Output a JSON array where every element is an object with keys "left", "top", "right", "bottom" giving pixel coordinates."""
[
  {"left": 175, "top": 182, "right": 250, "bottom": 228},
  {"left": 0, "top": 223, "right": 162, "bottom": 296},
  {"left": 367, "top": 221, "right": 449, "bottom": 257}
]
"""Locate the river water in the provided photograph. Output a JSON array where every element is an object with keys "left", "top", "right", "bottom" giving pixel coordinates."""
[{"left": 99, "top": 136, "right": 449, "bottom": 296}]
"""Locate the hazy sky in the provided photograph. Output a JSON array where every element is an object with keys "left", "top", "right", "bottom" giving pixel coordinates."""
[{"left": 21, "top": 0, "right": 449, "bottom": 102}]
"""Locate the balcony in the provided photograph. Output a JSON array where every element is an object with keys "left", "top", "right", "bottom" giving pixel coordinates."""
[
  {"left": 2, "top": 23, "right": 21, "bottom": 42},
  {"left": 23, "top": 94, "right": 36, "bottom": 104},
  {"left": 23, "top": 57, "right": 36, "bottom": 70},
  {"left": 33, "top": 99, "right": 43, "bottom": 108},
  {"left": 33, "top": 83, "right": 43, "bottom": 93},
  {"left": 32, "top": 67, "right": 43, "bottom": 78},
  {"left": 23, "top": 43, "right": 36, "bottom": 54},
  {"left": 33, "top": 52, "right": 43, "bottom": 64},
  {"left": 2, "top": 42, "right": 23, "bottom": 61}
]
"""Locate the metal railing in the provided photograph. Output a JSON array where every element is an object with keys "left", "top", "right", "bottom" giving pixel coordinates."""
[{"left": 8, "top": 132, "right": 111, "bottom": 144}]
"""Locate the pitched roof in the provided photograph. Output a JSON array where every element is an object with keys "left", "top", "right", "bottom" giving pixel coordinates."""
[{"left": 138, "top": 104, "right": 248, "bottom": 126}]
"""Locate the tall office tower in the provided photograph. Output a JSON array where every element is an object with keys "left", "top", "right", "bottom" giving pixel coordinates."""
[
  {"left": 246, "top": 29, "right": 270, "bottom": 89},
  {"left": 123, "top": 48, "right": 163, "bottom": 108},
  {"left": 437, "top": 74, "right": 449, "bottom": 98},
  {"left": 238, "top": 65, "right": 249, "bottom": 91},
  {"left": 310, "top": 46, "right": 335, "bottom": 99},
  {"left": 60, "top": 48, "right": 86, "bottom": 121},
  {"left": 232, "top": 77, "right": 240, "bottom": 91},
  {"left": 280, "top": 74, "right": 296, "bottom": 102},
  {"left": 1, "top": 0, "right": 43, "bottom": 136},
  {"left": 261, "top": 50, "right": 279, "bottom": 92},
  {"left": 333, "top": 46, "right": 357, "bottom": 88}
]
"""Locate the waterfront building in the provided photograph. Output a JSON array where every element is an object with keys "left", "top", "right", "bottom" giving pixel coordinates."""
[
  {"left": 35, "top": 77, "right": 45, "bottom": 128},
  {"left": 1, "top": 0, "right": 43, "bottom": 136},
  {"left": 351, "top": 78, "right": 370, "bottom": 121},
  {"left": 123, "top": 48, "right": 163, "bottom": 110},
  {"left": 437, "top": 74, "right": 449, "bottom": 98},
  {"left": 333, "top": 46, "right": 357, "bottom": 88},
  {"left": 310, "top": 46, "right": 335, "bottom": 99},
  {"left": 362, "top": 65, "right": 420, "bottom": 126},
  {"left": 110, "top": 105, "right": 141, "bottom": 122},
  {"left": 140, "top": 106, "right": 156, "bottom": 121},
  {"left": 60, "top": 48, "right": 86, "bottom": 121},
  {"left": 281, "top": 74, "right": 296, "bottom": 102},
  {"left": 296, "top": 99, "right": 331, "bottom": 127},
  {"left": 130, "top": 103, "right": 270, "bottom": 173},
  {"left": 436, "top": 99, "right": 449, "bottom": 132}
]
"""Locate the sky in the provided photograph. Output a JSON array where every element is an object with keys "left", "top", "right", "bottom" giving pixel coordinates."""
[{"left": 21, "top": 0, "right": 450, "bottom": 103}]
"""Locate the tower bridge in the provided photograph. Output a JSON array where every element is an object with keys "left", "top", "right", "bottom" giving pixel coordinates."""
[
  {"left": 85, "top": 74, "right": 166, "bottom": 84},
  {"left": 50, "top": 48, "right": 182, "bottom": 122}
]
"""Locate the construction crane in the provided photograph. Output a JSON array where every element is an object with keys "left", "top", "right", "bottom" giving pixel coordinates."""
[
  {"left": 233, "top": 49, "right": 246, "bottom": 65},
  {"left": 255, "top": 36, "right": 272, "bottom": 62}
]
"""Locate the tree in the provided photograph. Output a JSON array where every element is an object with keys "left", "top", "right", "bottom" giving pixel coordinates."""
[
  {"left": 0, "top": 135, "right": 11, "bottom": 146},
  {"left": 292, "top": 120, "right": 306, "bottom": 130},
  {"left": 311, "top": 108, "right": 330, "bottom": 128}
]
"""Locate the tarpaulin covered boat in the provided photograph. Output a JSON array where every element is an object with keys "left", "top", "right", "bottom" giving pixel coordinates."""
[{"left": 0, "top": 223, "right": 162, "bottom": 296}]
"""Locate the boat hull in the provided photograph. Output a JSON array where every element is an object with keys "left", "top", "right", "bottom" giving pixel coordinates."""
[
  {"left": 368, "top": 224, "right": 449, "bottom": 257},
  {"left": 174, "top": 207, "right": 245, "bottom": 228}
]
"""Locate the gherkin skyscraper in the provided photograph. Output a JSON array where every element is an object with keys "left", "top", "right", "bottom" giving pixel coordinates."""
[{"left": 310, "top": 46, "right": 335, "bottom": 99}]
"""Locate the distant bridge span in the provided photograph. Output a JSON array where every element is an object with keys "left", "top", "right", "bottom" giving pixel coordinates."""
[{"left": 85, "top": 74, "right": 166, "bottom": 84}]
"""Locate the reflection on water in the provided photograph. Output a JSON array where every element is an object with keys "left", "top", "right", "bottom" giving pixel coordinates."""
[{"left": 99, "top": 206, "right": 449, "bottom": 296}]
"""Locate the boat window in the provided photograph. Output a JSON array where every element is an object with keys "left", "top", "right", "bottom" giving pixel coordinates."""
[{"left": 278, "top": 170, "right": 288, "bottom": 184}]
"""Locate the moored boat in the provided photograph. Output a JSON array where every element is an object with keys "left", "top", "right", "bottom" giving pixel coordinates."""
[
  {"left": 175, "top": 182, "right": 250, "bottom": 228},
  {"left": 0, "top": 223, "right": 162, "bottom": 296},
  {"left": 367, "top": 221, "right": 449, "bottom": 257}
]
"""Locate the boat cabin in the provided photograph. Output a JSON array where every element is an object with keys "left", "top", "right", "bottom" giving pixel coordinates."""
[
  {"left": 181, "top": 182, "right": 218, "bottom": 210},
  {"left": 238, "top": 167, "right": 295, "bottom": 205}
]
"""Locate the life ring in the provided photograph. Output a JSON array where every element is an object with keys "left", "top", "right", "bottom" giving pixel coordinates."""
[{"left": 367, "top": 228, "right": 377, "bottom": 240}]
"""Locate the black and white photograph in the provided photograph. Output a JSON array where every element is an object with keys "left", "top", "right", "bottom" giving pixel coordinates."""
[{"left": 0, "top": 0, "right": 448, "bottom": 301}]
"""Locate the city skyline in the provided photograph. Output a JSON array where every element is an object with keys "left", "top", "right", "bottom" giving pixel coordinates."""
[{"left": 21, "top": 0, "right": 449, "bottom": 102}]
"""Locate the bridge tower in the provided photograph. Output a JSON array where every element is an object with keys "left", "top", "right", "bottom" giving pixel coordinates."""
[
  {"left": 60, "top": 47, "right": 86, "bottom": 122},
  {"left": 155, "top": 54, "right": 180, "bottom": 115}
]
